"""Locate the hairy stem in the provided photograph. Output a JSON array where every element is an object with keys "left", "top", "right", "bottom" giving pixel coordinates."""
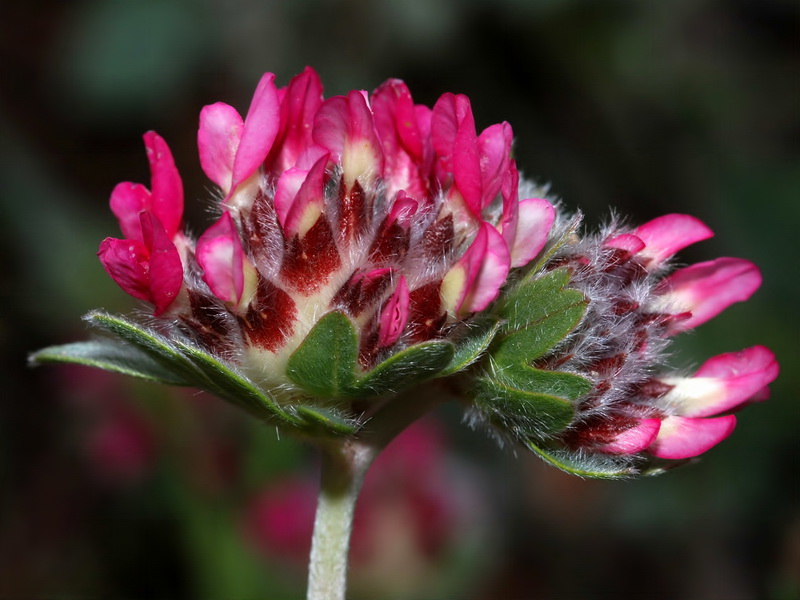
[
  {"left": 307, "top": 440, "right": 375, "bottom": 600},
  {"left": 306, "top": 385, "right": 446, "bottom": 599}
]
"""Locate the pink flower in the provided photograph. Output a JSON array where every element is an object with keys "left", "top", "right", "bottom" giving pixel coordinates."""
[
  {"left": 647, "top": 346, "right": 778, "bottom": 459},
  {"left": 524, "top": 214, "right": 778, "bottom": 473},
  {"left": 99, "top": 67, "right": 555, "bottom": 375},
  {"left": 98, "top": 132, "right": 185, "bottom": 315},
  {"left": 76, "top": 69, "right": 777, "bottom": 477}
]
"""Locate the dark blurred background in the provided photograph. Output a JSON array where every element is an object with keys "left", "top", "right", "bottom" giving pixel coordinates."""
[{"left": 1, "top": 0, "right": 798, "bottom": 598}]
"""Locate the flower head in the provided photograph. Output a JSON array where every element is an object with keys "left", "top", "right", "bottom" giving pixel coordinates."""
[
  {"left": 32, "top": 68, "right": 777, "bottom": 477},
  {"left": 94, "top": 68, "right": 554, "bottom": 406},
  {"left": 466, "top": 213, "right": 778, "bottom": 476}
]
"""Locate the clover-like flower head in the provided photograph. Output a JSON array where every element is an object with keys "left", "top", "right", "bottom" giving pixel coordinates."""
[{"left": 34, "top": 68, "right": 777, "bottom": 477}]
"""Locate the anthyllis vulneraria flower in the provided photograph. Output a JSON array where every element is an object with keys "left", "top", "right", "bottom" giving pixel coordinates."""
[{"left": 32, "top": 67, "right": 778, "bottom": 478}]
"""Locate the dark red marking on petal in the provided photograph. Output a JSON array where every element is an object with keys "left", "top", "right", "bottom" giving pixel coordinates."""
[
  {"left": 337, "top": 178, "right": 368, "bottom": 245},
  {"left": 180, "top": 290, "right": 238, "bottom": 357},
  {"left": 420, "top": 214, "right": 454, "bottom": 261},
  {"left": 612, "top": 297, "right": 640, "bottom": 316},
  {"left": 586, "top": 353, "right": 628, "bottom": 377},
  {"left": 243, "top": 187, "right": 282, "bottom": 265},
  {"left": 561, "top": 412, "right": 643, "bottom": 450},
  {"left": 632, "top": 378, "right": 675, "bottom": 399},
  {"left": 331, "top": 270, "right": 393, "bottom": 317},
  {"left": 357, "top": 321, "right": 381, "bottom": 370},
  {"left": 280, "top": 215, "right": 341, "bottom": 294},
  {"left": 407, "top": 281, "right": 446, "bottom": 342},
  {"left": 240, "top": 277, "right": 297, "bottom": 352},
  {"left": 368, "top": 216, "right": 410, "bottom": 265}
]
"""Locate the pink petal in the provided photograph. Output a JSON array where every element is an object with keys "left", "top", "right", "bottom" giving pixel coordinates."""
[
  {"left": 661, "top": 346, "right": 779, "bottom": 418},
  {"left": 633, "top": 214, "right": 714, "bottom": 269},
  {"left": 605, "top": 233, "right": 646, "bottom": 254},
  {"left": 371, "top": 79, "right": 428, "bottom": 199},
  {"left": 282, "top": 154, "right": 328, "bottom": 237},
  {"left": 274, "top": 167, "right": 309, "bottom": 230},
  {"left": 143, "top": 131, "right": 183, "bottom": 238},
  {"left": 372, "top": 79, "right": 423, "bottom": 162},
  {"left": 313, "top": 91, "right": 383, "bottom": 187},
  {"left": 232, "top": 72, "right": 281, "bottom": 188},
  {"left": 655, "top": 257, "right": 762, "bottom": 332},
  {"left": 600, "top": 418, "right": 661, "bottom": 455},
  {"left": 270, "top": 67, "right": 324, "bottom": 173},
  {"left": 507, "top": 198, "right": 555, "bottom": 268},
  {"left": 387, "top": 191, "right": 418, "bottom": 228},
  {"left": 198, "top": 102, "right": 243, "bottom": 192},
  {"left": 378, "top": 276, "right": 410, "bottom": 348},
  {"left": 445, "top": 223, "right": 511, "bottom": 314},
  {"left": 294, "top": 144, "right": 329, "bottom": 170},
  {"left": 98, "top": 237, "right": 151, "bottom": 302},
  {"left": 450, "top": 106, "right": 482, "bottom": 216},
  {"left": 196, "top": 212, "right": 245, "bottom": 304},
  {"left": 648, "top": 415, "right": 737, "bottom": 460},
  {"left": 140, "top": 212, "right": 183, "bottom": 315},
  {"left": 109, "top": 182, "right": 150, "bottom": 242},
  {"left": 475, "top": 122, "right": 512, "bottom": 209},
  {"left": 430, "top": 93, "right": 472, "bottom": 162}
]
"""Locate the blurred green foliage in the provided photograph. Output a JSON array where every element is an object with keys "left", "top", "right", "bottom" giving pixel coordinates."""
[{"left": 1, "top": 0, "right": 797, "bottom": 598}]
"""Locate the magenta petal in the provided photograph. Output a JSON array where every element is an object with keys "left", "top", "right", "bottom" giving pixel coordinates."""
[
  {"left": 431, "top": 93, "right": 472, "bottom": 160},
  {"left": 284, "top": 155, "right": 328, "bottom": 236},
  {"left": 312, "top": 95, "right": 347, "bottom": 157},
  {"left": 143, "top": 131, "right": 183, "bottom": 238},
  {"left": 196, "top": 212, "right": 244, "bottom": 304},
  {"left": 378, "top": 276, "right": 410, "bottom": 348},
  {"left": 600, "top": 419, "right": 661, "bottom": 454},
  {"left": 198, "top": 102, "right": 243, "bottom": 192},
  {"left": 508, "top": 198, "right": 555, "bottom": 268},
  {"left": 475, "top": 122, "right": 512, "bottom": 209},
  {"left": 387, "top": 192, "right": 418, "bottom": 228},
  {"left": 648, "top": 415, "right": 737, "bottom": 460},
  {"left": 605, "top": 233, "right": 646, "bottom": 254},
  {"left": 371, "top": 79, "right": 429, "bottom": 199},
  {"left": 459, "top": 223, "right": 511, "bottom": 313},
  {"left": 372, "top": 79, "right": 423, "bottom": 161},
  {"left": 666, "top": 346, "right": 780, "bottom": 418},
  {"left": 98, "top": 237, "right": 151, "bottom": 302},
  {"left": 274, "top": 167, "right": 309, "bottom": 230},
  {"left": 657, "top": 258, "right": 762, "bottom": 332},
  {"left": 272, "top": 67, "right": 324, "bottom": 173},
  {"left": 140, "top": 212, "right": 183, "bottom": 315},
  {"left": 450, "top": 107, "right": 482, "bottom": 216},
  {"left": 634, "top": 214, "right": 714, "bottom": 269},
  {"left": 232, "top": 72, "right": 281, "bottom": 188},
  {"left": 110, "top": 182, "right": 150, "bottom": 242}
]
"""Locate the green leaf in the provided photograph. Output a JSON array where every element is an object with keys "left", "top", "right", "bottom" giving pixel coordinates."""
[
  {"left": 85, "top": 311, "right": 202, "bottom": 384},
  {"left": 295, "top": 405, "right": 358, "bottom": 436},
  {"left": 440, "top": 317, "right": 502, "bottom": 376},
  {"left": 29, "top": 340, "right": 191, "bottom": 386},
  {"left": 497, "top": 364, "right": 593, "bottom": 401},
  {"left": 174, "top": 340, "right": 303, "bottom": 427},
  {"left": 474, "top": 375, "right": 575, "bottom": 437},
  {"left": 496, "top": 268, "right": 585, "bottom": 332},
  {"left": 355, "top": 341, "right": 454, "bottom": 396},
  {"left": 526, "top": 440, "right": 648, "bottom": 479},
  {"left": 285, "top": 312, "right": 358, "bottom": 397},
  {"left": 491, "top": 269, "right": 587, "bottom": 365}
]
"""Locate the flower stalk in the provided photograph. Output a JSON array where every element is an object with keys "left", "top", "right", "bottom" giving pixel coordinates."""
[{"left": 308, "top": 440, "right": 374, "bottom": 600}]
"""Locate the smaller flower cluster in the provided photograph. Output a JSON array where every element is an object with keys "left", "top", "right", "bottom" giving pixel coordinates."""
[{"left": 468, "top": 213, "right": 778, "bottom": 476}]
